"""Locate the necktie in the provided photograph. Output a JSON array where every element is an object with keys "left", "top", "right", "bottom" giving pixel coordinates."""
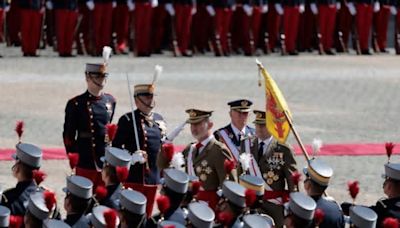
[
  {"left": 258, "top": 142, "right": 265, "bottom": 159},
  {"left": 194, "top": 143, "right": 203, "bottom": 158}
]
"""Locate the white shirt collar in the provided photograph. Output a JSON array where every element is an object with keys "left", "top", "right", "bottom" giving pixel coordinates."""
[
  {"left": 230, "top": 123, "right": 246, "bottom": 137},
  {"left": 258, "top": 136, "right": 273, "bottom": 155},
  {"left": 197, "top": 135, "right": 214, "bottom": 153}
]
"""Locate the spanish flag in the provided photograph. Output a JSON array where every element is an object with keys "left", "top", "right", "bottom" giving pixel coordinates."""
[{"left": 256, "top": 59, "right": 291, "bottom": 144}]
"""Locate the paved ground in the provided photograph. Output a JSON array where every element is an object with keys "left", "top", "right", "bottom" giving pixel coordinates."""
[{"left": 1, "top": 45, "right": 400, "bottom": 214}]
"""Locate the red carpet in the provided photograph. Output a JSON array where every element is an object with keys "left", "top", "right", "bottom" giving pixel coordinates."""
[{"left": 0, "top": 143, "right": 393, "bottom": 160}]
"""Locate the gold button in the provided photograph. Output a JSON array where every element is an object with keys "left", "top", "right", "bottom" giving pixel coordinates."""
[
  {"left": 92, "top": 137, "right": 95, "bottom": 140},
  {"left": 91, "top": 123, "right": 94, "bottom": 126},
  {"left": 88, "top": 108, "right": 92, "bottom": 112},
  {"left": 90, "top": 115, "right": 93, "bottom": 119},
  {"left": 92, "top": 143, "right": 96, "bottom": 147},
  {"left": 87, "top": 102, "right": 90, "bottom": 105},
  {"left": 91, "top": 130, "right": 94, "bottom": 133}
]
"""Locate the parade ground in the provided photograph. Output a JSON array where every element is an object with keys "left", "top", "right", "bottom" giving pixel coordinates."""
[{"left": 1, "top": 46, "right": 400, "bottom": 212}]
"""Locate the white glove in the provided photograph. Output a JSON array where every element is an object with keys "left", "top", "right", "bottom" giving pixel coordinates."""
[
  {"left": 151, "top": 0, "right": 158, "bottom": 7},
  {"left": 299, "top": 3, "right": 305, "bottom": 13},
  {"left": 274, "top": 3, "right": 283, "bottom": 15},
  {"left": 191, "top": 6, "right": 197, "bottom": 14},
  {"left": 112, "top": 1, "right": 116, "bottom": 8},
  {"left": 347, "top": 2, "right": 356, "bottom": 15},
  {"left": 243, "top": 4, "right": 253, "bottom": 16},
  {"left": 45, "top": 1, "right": 53, "bottom": 9},
  {"left": 336, "top": 2, "right": 341, "bottom": 10},
  {"left": 310, "top": 3, "right": 318, "bottom": 14},
  {"left": 206, "top": 5, "right": 216, "bottom": 16},
  {"left": 373, "top": 1, "right": 380, "bottom": 12},
  {"left": 127, "top": 0, "right": 134, "bottom": 11},
  {"left": 165, "top": 3, "right": 175, "bottom": 15},
  {"left": 390, "top": 5, "right": 397, "bottom": 15},
  {"left": 131, "top": 150, "right": 146, "bottom": 164},
  {"left": 86, "top": 1, "right": 95, "bottom": 10},
  {"left": 262, "top": 4, "right": 268, "bottom": 13},
  {"left": 4, "top": 5, "right": 10, "bottom": 12}
]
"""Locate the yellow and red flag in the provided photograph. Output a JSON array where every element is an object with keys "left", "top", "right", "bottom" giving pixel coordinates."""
[{"left": 256, "top": 59, "right": 291, "bottom": 144}]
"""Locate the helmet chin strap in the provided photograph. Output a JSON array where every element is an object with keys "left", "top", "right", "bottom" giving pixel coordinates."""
[
  {"left": 89, "top": 76, "right": 105, "bottom": 89},
  {"left": 137, "top": 96, "right": 155, "bottom": 109}
]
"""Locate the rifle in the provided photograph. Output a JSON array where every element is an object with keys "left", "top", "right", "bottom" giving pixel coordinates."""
[
  {"left": 337, "top": 31, "right": 347, "bottom": 52},
  {"left": 395, "top": 14, "right": 400, "bottom": 54},
  {"left": 315, "top": 13, "right": 324, "bottom": 55},
  {"left": 212, "top": 14, "right": 223, "bottom": 56},
  {"left": 39, "top": 9, "right": 47, "bottom": 49},
  {"left": 170, "top": 14, "right": 181, "bottom": 57},
  {"left": 351, "top": 15, "right": 361, "bottom": 54},
  {"left": 73, "top": 14, "right": 83, "bottom": 52},
  {"left": 371, "top": 14, "right": 379, "bottom": 53}
]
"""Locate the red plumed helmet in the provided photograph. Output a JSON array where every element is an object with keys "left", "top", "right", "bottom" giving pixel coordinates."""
[
  {"left": 347, "top": 180, "right": 360, "bottom": 200},
  {"left": 32, "top": 170, "right": 47, "bottom": 185},
  {"left": 218, "top": 211, "right": 234, "bottom": 226},
  {"left": 245, "top": 189, "right": 257, "bottom": 207},
  {"left": 43, "top": 190, "right": 56, "bottom": 211},
  {"left": 385, "top": 142, "right": 395, "bottom": 161},
  {"left": 15, "top": 121, "right": 24, "bottom": 141},
  {"left": 67, "top": 153, "right": 79, "bottom": 170},
  {"left": 104, "top": 209, "right": 118, "bottom": 228},
  {"left": 116, "top": 166, "right": 129, "bottom": 183},
  {"left": 9, "top": 215, "right": 23, "bottom": 228},
  {"left": 191, "top": 181, "right": 201, "bottom": 196},
  {"left": 162, "top": 143, "right": 175, "bottom": 163},
  {"left": 224, "top": 159, "right": 235, "bottom": 175},
  {"left": 314, "top": 208, "right": 325, "bottom": 226},
  {"left": 383, "top": 217, "right": 399, "bottom": 228},
  {"left": 291, "top": 171, "right": 302, "bottom": 188},
  {"left": 106, "top": 124, "right": 118, "bottom": 142},
  {"left": 156, "top": 195, "right": 171, "bottom": 215},
  {"left": 95, "top": 186, "right": 108, "bottom": 200}
]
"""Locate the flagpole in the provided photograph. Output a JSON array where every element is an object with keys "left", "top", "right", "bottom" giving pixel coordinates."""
[{"left": 283, "top": 110, "right": 311, "bottom": 164}]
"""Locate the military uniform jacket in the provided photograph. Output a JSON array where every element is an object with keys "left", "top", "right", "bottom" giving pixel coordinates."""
[
  {"left": 252, "top": 138, "right": 297, "bottom": 192},
  {"left": 100, "top": 184, "right": 122, "bottom": 210},
  {"left": 65, "top": 213, "right": 90, "bottom": 228},
  {"left": 18, "top": 0, "right": 43, "bottom": 9},
  {"left": 0, "top": 180, "right": 37, "bottom": 216},
  {"left": 370, "top": 197, "right": 400, "bottom": 227},
  {"left": 52, "top": 0, "right": 78, "bottom": 10},
  {"left": 182, "top": 138, "right": 234, "bottom": 191},
  {"left": 112, "top": 109, "right": 166, "bottom": 185},
  {"left": 63, "top": 91, "right": 116, "bottom": 170},
  {"left": 311, "top": 196, "right": 345, "bottom": 228}
]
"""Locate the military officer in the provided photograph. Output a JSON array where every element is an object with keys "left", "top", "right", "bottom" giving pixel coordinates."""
[
  {"left": 303, "top": 158, "right": 345, "bottom": 227},
  {"left": 369, "top": 162, "right": 400, "bottom": 225},
  {"left": 214, "top": 99, "right": 255, "bottom": 163},
  {"left": 89, "top": 205, "right": 120, "bottom": 227},
  {"left": 186, "top": 201, "right": 215, "bottom": 227},
  {"left": 354, "top": 0, "right": 377, "bottom": 54},
  {"left": 47, "top": 0, "right": 79, "bottom": 57},
  {"left": 284, "top": 192, "right": 317, "bottom": 228},
  {"left": 147, "top": 168, "right": 190, "bottom": 227},
  {"left": 119, "top": 189, "right": 147, "bottom": 228},
  {"left": 1, "top": 143, "right": 42, "bottom": 216},
  {"left": 112, "top": 82, "right": 166, "bottom": 185},
  {"left": 63, "top": 58, "right": 116, "bottom": 188},
  {"left": 19, "top": 0, "right": 43, "bottom": 56},
  {"left": 348, "top": 206, "right": 378, "bottom": 228},
  {"left": 241, "top": 214, "right": 275, "bottom": 228},
  {"left": 182, "top": 109, "right": 235, "bottom": 210},
  {"left": 63, "top": 175, "right": 93, "bottom": 227},
  {"left": 372, "top": 0, "right": 396, "bottom": 53},
  {"left": 239, "top": 174, "right": 265, "bottom": 212},
  {"left": 99, "top": 147, "right": 131, "bottom": 209},
  {"left": 250, "top": 110, "right": 297, "bottom": 228},
  {"left": 24, "top": 191, "right": 58, "bottom": 228},
  {"left": 282, "top": 0, "right": 305, "bottom": 55},
  {"left": 215, "top": 180, "right": 247, "bottom": 227}
]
